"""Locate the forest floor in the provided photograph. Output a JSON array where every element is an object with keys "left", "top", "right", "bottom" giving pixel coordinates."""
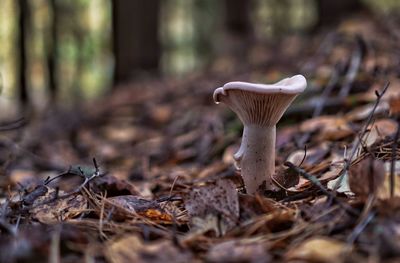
[{"left": 1, "top": 14, "right": 400, "bottom": 263}]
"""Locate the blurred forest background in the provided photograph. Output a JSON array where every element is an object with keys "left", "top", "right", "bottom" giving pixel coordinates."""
[
  {"left": 0, "top": 0, "right": 399, "bottom": 113},
  {"left": 3, "top": 1, "right": 400, "bottom": 262}
]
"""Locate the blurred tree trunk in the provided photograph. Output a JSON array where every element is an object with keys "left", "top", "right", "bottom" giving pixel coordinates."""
[
  {"left": 224, "top": 0, "right": 253, "bottom": 37},
  {"left": 112, "top": 0, "right": 161, "bottom": 85},
  {"left": 17, "top": 0, "right": 29, "bottom": 106},
  {"left": 314, "top": 0, "right": 365, "bottom": 30},
  {"left": 222, "top": 0, "right": 254, "bottom": 59},
  {"left": 47, "top": 0, "right": 58, "bottom": 102}
]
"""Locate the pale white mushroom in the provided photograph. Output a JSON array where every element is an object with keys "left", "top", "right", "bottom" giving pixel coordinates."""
[{"left": 214, "top": 75, "right": 307, "bottom": 194}]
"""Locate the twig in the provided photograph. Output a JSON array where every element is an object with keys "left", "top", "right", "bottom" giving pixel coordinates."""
[
  {"left": 285, "top": 161, "right": 334, "bottom": 197},
  {"left": 19, "top": 158, "right": 103, "bottom": 212},
  {"left": 346, "top": 195, "right": 375, "bottom": 244},
  {"left": 333, "top": 81, "right": 390, "bottom": 192},
  {"left": 314, "top": 63, "right": 343, "bottom": 117},
  {"left": 168, "top": 174, "right": 180, "bottom": 199},
  {"left": 98, "top": 192, "right": 107, "bottom": 240},
  {"left": 338, "top": 35, "right": 365, "bottom": 98},
  {"left": 297, "top": 63, "right": 342, "bottom": 146},
  {"left": 284, "top": 161, "right": 358, "bottom": 216},
  {"left": 0, "top": 117, "right": 26, "bottom": 131}
]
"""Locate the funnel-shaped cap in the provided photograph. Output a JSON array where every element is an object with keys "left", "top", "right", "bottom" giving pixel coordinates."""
[{"left": 213, "top": 75, "right": 307, "bottom": 126}]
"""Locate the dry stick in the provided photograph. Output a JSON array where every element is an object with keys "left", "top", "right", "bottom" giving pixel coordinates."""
[
  {"left": 346, "top": 195, "right": 376, "bottom": 245},
  {"left": 18, "top": 158, "right": 102, "bottom": 213},
  {"left": 287, "top": 96, "right": 360, "bottom": 118},
  {"left": 297, "top": 63, "right": 343, "bottom": 146},
  {"left": 284, "top": 161, "right": 359, "bottom": 216},
  {"left": 390, "top": 116, "right": 400, "bottom": 197},
  {"left": 168, "top": 174, "right": 180, "bottom": 198},
  {"left": 333, "top": 82, "right": 390, "bottom": 192},
  {"left": 98, "top": 191, "right": 108, "bottom": 240},
  {"left": 0, "top": 117, "right": 26, "bottom": 131},
  {"left": 338, "top": 36, "right": 364, "bottom": 99},
  {"left": 273, "top": 146, "right": 307, "bottom": 192},
  {"left": 159, "top": 174, "right": 182, "bottom": 211}
]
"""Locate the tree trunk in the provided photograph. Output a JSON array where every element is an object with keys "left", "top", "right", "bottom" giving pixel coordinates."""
[
  {"left": 47, "top": 0, "right": 58, "bottom": 102},
  {"left": 314, "top": 0, "right": 365, "bottom": 30},
  {"left": 221, "top": 0, "right": 254, "bottom": 60},
  {"left": 18, "top": 0, "right": 29, "bottom": 106},
  {"left": 224, "top": 0, "right": 253, "bottom": 37},
  {"left": 112, "top": 0, "right": 161, "bottom": 85}
]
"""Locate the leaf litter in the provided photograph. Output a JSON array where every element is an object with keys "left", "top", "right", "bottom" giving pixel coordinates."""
[{"left": 2, "top": 14, "right": 400, "bottom": 262}]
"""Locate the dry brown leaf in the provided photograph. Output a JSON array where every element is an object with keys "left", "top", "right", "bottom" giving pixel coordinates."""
[
  {"left": 362, "top": 119, "right": 398, "bottom": 147},
  {"left": 344, "top": 102, "right": 389, "bottom": 122},
  {"left": 31, "top": 187, "right": 87, "bottom": 224},
  {"left": 105, "top": 235, "right": 193, "bottom": 263},
  {"left": 349, "top": 156, "right": 385, "bottom": 198},
  {"left": 91, "top": 175, "right": 140, "bottom": 196},
  {"left": 238, "top": 194, "right": 277, "bottom": 219},
  {"left": 206, "top": 239, "right": 271, "bottom": 263},
  {"left": 300, "top": 116, "right": 353, "bottom": 141},
  {"left": 285, "top": 237, "right": 348, "bottom": 263},
  {"left": 105, "top": 195, "right": 173, "bottom": 223},
  {"left": 9, "top": 169, "right": 39, "bottom": 187},
  {"left": 361, "top": 80, "right": 400, "bottom": 102},
  {"left": 149, "top": 104, "right": 173, "bottom": 124},
  {"left": 185, "top": 179, "right": 239, "bottom": 236},
  {"left": 286, "top": 144, "right": 329, "bottom": 167},
  {"left": 103, "top": 125, "right": 159, "bottom": 143},
  {"left": 389, "top": 96, "right": 400, "bottom": 116},
  {"left": 371, "top": 119, "right": 398, "bottom": 137},
  {"left": 376, "top": 161, "right": 400, "bottom": 199}
]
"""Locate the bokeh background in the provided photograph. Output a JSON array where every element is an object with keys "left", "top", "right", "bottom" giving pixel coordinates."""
[{"left": 0, "top": 0, "right": 398, "bottom": 113}]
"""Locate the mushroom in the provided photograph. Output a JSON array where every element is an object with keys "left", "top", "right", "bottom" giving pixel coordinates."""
[{"left": 213, "top": 75, "right": 307, "bottom": 194}]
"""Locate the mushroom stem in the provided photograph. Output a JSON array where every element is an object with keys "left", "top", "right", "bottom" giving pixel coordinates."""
[{"left": 239, "top": 124, "right": 278, "bottom": 194}]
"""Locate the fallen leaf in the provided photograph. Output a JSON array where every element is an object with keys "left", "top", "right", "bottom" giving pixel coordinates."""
[
  {"left": 91, "top": 175, "right": 140, "bottom": 196},
  {"left": 185, "top": 179, "right": 239, "bottom": 236},
  {"left": 300, "top": 116, "right": 353, "bottom": 141},
  {"left": 9, "top": 169, "right": 39, "bottom": 188},
  {"left": 149, "top": 104, "right": 173, "bottom": 124},
  {"left": 31, "top": 187, "right": 87, "bottom": 224},
  {"left": 361, "top": 80, "right": 400, "bottom": 102},
  {"left": 105, "top": 235, "right": 193, "bottom": 263},
  {"left": 273, "top": 166, "right": 300, "bottom": 189},
  {"left": 362, "top": 119, "right": 398, "bottom": 147},
  {"left": 285, "top": 237, "right": 348, "bottom": 263},
  {"left": 389, "top": 96, "right": 400, "bottom": 116},
  {"left": 345, "top": 102, "right": 389, "bottom": 121},
  {"left": 104, "top": 195, "right": 173, "bottom": 222},
  {"left": 206, "top": 239, "right": 271, "bottom": 263},
  {"left": 327, "top": 172, "right": 352, "bottom": 194},
  {"left": 376, "top": 161, "right": 400, "bottom": 199},
  {"left": 349, "top": 156, "right": 385, "bottom": 198},
  {"left": 286, "top": 144, "right": 329, "bottom": 167}
]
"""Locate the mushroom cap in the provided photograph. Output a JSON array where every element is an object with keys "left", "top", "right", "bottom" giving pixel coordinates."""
[{"left": 213, "top": 75, "right": 307, "bottom": 126}]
